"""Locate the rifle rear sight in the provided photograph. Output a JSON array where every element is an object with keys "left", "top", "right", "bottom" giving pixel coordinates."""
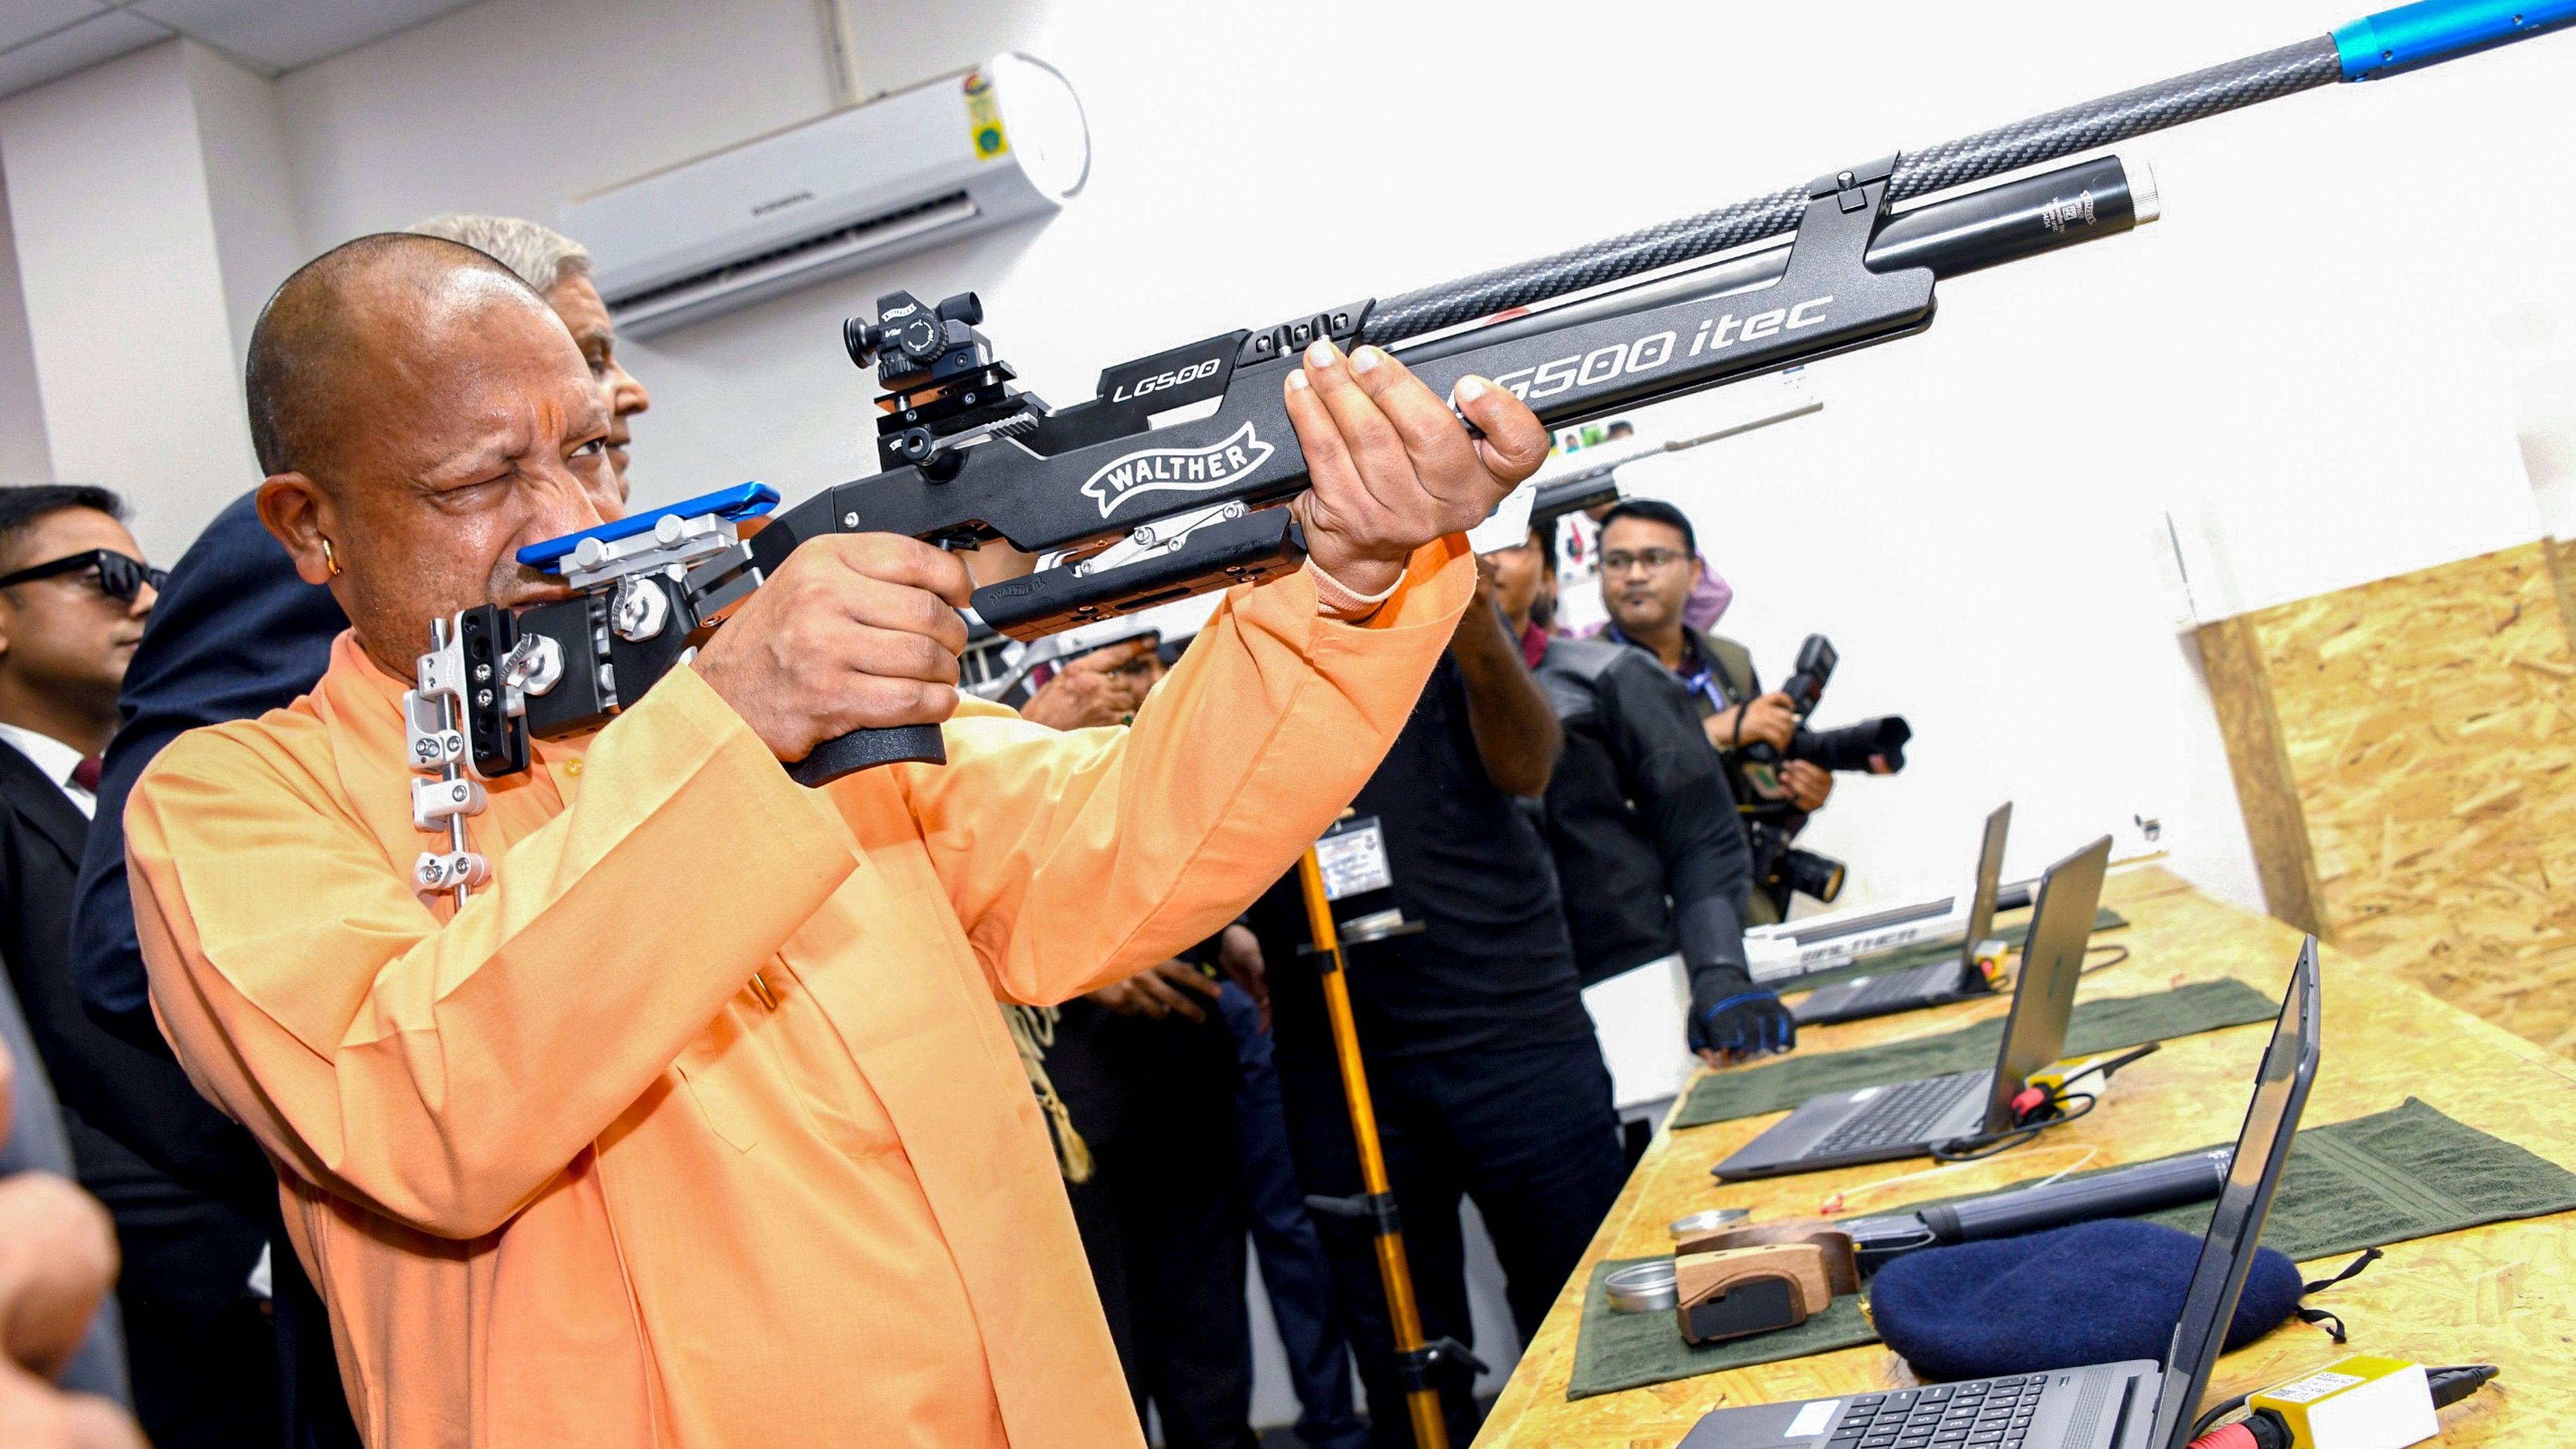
[{"left": 844, "top": 290, "right": 1037, "bottom": 480}]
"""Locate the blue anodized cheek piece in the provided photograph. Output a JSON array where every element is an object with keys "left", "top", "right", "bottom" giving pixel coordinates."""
[
  {"left": 515, "top": 481, "right": 780, "bottom": 575},
  {"left": 2333, "top": 0, "right": 2576, "bottom": 80}
]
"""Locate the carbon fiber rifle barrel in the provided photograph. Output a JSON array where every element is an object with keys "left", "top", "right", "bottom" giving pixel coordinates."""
[{"left": 1357, "top": 36, "right": 2342, "bottom": 346}]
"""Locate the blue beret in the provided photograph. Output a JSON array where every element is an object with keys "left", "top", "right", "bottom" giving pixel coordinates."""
[{"left": 1869, "top": 1219, "right": 2304, "bottom": 1382}]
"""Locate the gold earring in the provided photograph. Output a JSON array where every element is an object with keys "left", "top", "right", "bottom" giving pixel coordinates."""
[{"left": 320, "top": 537, "right": 342, "bottom": 577}]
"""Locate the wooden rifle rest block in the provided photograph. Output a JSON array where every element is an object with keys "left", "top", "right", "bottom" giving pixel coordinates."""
[{"left": 1673, "top": 1244, "right": 1834, "bottom": 1345}]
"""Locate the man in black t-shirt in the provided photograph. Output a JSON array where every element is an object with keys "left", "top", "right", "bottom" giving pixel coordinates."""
[{"left": 1246, "top": 557, "right": 1622, "bottom": 1449}]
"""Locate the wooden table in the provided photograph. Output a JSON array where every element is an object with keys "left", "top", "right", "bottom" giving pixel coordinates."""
[{"left": 1474, "top": 865, "right": 2576, "bottom": 1446}]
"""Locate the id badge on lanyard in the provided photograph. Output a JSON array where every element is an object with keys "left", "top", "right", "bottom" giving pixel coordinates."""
[{"left": 1313, "top": 815, "right": 1395, "bottom": 902}]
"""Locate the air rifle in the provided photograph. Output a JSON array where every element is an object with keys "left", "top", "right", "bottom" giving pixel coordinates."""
[{"left": 424, "top": 0, "right": 2573, "bottom": 817}]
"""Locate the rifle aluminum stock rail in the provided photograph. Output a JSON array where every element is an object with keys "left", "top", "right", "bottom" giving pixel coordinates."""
[{"left": 478, "top": 0, "right": 2570, "bottom": 786}]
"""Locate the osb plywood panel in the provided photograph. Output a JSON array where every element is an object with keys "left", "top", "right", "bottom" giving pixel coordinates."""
[
  {"left": 1474, "top": 869, "right": 2576, "bottom": 1448},
  {"left": 2196, "top": 614, "right": 2325, "bottom": 935},
  {"left": 2242, "top": 541, "right": 2576, "bottom": 1055},
  {"left": 2546, "top": 537, "right": 2576, "bottom": 653}
]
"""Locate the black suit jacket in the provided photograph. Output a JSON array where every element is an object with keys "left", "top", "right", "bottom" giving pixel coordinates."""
[
  {"left": 76, "top": 490, "right": 348, "bottom": 1054},
  {"left": 0, "top": 742, "right": 266, "bottom": 1324}
]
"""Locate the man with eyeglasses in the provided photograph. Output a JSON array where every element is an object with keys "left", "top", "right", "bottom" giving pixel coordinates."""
[
  {"left": 0, "top": 486, "right": 284, "bottom": 1448},
  {"left": 1596, "top": 500, "right": 1834, "bottom": 924},
  {"left": 1481, "top": 523, "right": 1789, "bottom": 1121}
]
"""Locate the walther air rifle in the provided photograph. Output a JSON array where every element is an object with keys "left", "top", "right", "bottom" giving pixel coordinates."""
[{"left": 405, "top": 0, "right": 2573, "bottom": 884}]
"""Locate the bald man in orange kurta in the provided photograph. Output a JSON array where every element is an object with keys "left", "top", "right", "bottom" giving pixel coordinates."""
[{"left": 120, "top": 238, "right": 1547, "bottom": 1449}]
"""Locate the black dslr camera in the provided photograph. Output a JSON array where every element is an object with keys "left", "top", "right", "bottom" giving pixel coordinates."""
[
  {"left": 1740, "top": 635, "right": 1912, "bottom": 784},
  {"left": 1735, "top": 634, "right": 1912, "bottom": 915}
]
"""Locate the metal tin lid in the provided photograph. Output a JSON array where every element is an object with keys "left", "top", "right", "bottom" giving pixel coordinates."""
[
  {"left": 1604, "top": 1260, "right": 1679, "bottom": 1313},
  {"left": 1669, "top": 1207, "right": 1752, "bottom": 1239}
]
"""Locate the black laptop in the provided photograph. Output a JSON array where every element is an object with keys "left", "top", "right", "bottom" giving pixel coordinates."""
[
  {"left": 1795, "top": 804, "right": 2015, "bottom": 1027},
  {"left": 1714, "top": 835, "right": 2111, "bottom": 1181},
  {"left": 1680, "top": 934, "right": 2322, "bottom": 1449}
]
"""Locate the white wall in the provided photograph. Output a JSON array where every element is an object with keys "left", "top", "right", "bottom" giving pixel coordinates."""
[
  {"left": 184, "top": 39, "right": 306, "bottom": 361},
  {"left": 0, "top": 39, "right": 274, "bottom": 559},
  {"left": 0, "top": 172, "right": 50, "bottom": 483},
  {"left": 263, "top": 0, "right": 2576, "bottom": 916}
]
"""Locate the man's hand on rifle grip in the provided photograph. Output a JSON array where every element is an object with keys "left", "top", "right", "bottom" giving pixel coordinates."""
[
  {"left": 690, "top": 532, "right": 973, "bottom": 762},
  {"left": 1283, "top": 339, "right": 1549, "bottom": 599}
]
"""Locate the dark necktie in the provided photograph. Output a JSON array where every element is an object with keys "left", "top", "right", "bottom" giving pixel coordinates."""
[{"left": 71, "top": 756, "right": 102, "bottom": 793}]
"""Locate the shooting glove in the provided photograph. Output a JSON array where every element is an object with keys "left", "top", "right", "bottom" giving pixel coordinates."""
[{"left": 1688, "top": 965, "right": 1795, "bottom": 1060}]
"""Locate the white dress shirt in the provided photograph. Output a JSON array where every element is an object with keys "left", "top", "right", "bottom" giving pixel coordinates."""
[{"left": 0, "top": 721, "right": 94, "bottom": 818}]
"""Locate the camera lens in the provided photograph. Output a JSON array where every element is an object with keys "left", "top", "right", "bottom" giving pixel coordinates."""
[{"left": 1779, "top": 848, "right": 1847, "bottom": 905}]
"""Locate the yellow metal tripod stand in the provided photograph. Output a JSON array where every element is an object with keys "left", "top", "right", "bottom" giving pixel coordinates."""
[{"left": 1294, "top": 845, "right": 1483, "bottom": 1449}]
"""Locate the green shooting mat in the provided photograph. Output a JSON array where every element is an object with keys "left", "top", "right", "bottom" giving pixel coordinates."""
[
  {"left": 1566, "top": 1097, "right": 2576, "bottom": 1399},
  {"left": 1773, "top": 907, "right": 2128, "bottom": 994},
  {"left": 1672, "top": 977, "right": 2280, "bottom": 1130}
]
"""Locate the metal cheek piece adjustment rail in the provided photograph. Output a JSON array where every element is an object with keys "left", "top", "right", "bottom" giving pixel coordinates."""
[{"left": 405, "top": 482, "right": 797, "bottom": 810}]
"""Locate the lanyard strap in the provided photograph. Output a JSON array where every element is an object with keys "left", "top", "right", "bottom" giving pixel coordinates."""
[{"left": 1608, "top": 623, "right": 1728, "bottom": 713}]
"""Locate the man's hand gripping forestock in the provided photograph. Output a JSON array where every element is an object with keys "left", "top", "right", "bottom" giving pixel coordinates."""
[{"left": 1283, "top": 339, "right": 1549, "bottom": 601}]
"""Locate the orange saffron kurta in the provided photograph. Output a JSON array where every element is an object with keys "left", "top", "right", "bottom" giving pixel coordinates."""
[{"left": 124, "top": 542, "right": 1470, "bottom": 1448}]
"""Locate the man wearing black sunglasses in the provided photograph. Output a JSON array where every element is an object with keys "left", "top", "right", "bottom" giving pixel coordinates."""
[
  {"left": 0, "top": 548, "right": 168, "bottom": 607},
  {"left": 0, "top": 487, "right": 161, "bottom": 769},
  {"left": 0, "top": 486, "right": 286, "bottom": 1448}
]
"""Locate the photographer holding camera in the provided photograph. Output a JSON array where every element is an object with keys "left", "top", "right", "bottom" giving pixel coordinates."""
[
  {"left": 1595, "top": 501, "right": 1903, "bottom": 924},
  {"left": 1484, "top": 525, "right": 1789, "bottom": 1089}
]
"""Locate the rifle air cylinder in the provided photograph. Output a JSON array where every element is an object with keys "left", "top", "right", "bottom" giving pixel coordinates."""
[
  {"left": 1398, "top": 156, "right": 2154, "bottom": 368},
  {"left": 1362, "top": 36, "right": 2339, "bottom": 345}
]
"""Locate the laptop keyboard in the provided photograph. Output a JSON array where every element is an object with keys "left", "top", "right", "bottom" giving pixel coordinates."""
[
  {"left": 1825, "top": 1376, "right": 2048, "bottom": 1449},
  {"left": 1808, "top": 1073, "right": 1982, "bottom": 1157},
  {"left": 1846, "top": 963, "right": 1956, "bottom": 1010}
]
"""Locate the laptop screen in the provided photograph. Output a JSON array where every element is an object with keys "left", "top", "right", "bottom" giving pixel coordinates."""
[
  {"left": 2146, "top": 937, "right": 2322, "bottom": 1448},
  {"left": 1977, "top": 835, "right": 2110, "bottom": 1134},
  {"left": 1958, "top": 804, "right": 2013, "bottom": 977}
]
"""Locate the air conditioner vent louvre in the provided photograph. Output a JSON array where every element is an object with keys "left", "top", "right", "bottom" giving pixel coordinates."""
[{"left": 606, "top": 190, "right": 978, "bottom": 315}]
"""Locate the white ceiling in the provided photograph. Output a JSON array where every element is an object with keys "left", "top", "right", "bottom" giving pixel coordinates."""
[{"left": 0, "top": 0, "right": 484, "bottom": 100}]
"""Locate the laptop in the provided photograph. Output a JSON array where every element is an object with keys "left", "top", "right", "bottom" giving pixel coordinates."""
[
  {"left": 1714, "top": 835, "right": 2111, "bottom": 1181},
  {"left": 1795, "top": 804, "right": 2015, "bottom": 1027},
  {"left": 1680, "top": 935, "right": 2321, "bottom": 1449}
]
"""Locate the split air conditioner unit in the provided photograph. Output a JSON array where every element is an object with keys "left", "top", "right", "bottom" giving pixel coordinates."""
[{"left": 563, "top": 54, "right": 1089, "bottom": 339}]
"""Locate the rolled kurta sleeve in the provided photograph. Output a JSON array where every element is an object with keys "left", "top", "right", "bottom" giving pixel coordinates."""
[
  {"left": 901, "top": 538, "right": 1472, "bottom": 1005},
  {"left": 126, "top": 663, "right": 856, "bottom": 1238}
]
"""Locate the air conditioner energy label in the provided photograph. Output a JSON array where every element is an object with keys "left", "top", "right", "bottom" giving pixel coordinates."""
[{"left": 964, "top": 69, "right": 1009, "bottom": 161}]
